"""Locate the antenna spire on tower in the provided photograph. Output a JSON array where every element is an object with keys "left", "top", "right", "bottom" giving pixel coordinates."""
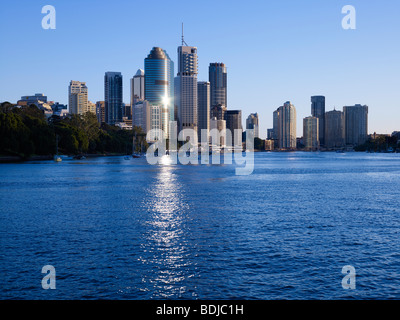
[{"left": 181, "top": 23, "right": 188, "bottom": 46}]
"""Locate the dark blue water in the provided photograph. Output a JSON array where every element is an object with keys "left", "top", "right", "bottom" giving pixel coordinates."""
[{"left": 1, "top": 152, "right": 400, "bottom": 300}]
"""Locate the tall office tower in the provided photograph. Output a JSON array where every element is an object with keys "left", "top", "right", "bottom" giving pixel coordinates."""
[
  {"left": 197, "top": 81, "right": 210, "bottom": 139},
  {"left": 145, "top": 47, "right": 174, "bottom": 137},
  {"left": 209, "top": 63, "right": 227, "bottom": 108},
  {"left": 104, "top": 72, "right": 123, "bottom": 125},
  {"left": 96, "top": 101, "right": 105, "bottom": 124},
  {"left": 68, "top": 81, "right": 88, "bottom": 115},
  {"left": 303, "top": 116, "right": 319, "bottom": 150},
  {"left": 343, "top": 104, "right": 369, "bottom": 146},
  {"left": 246, "top": 113, "right": 259, "bottom": 139},
  {"left": 273, "top": 109, "right": 280, "bottom": 140},
  {"left": 225, "top": 110, "right": 242, "bottom": 146},
  {"left": 325, "top": 109, "right": 345, "bottom": 149},
  {"left": 175, "top": 42, "right": 198, "bottom": 133},
  {"left": 131, "top": 69, "right": 145, "bottom": 106},
  {"left": 278, "top": 101, "right": 297, "bottom": 149},
  {"left": 311, "top": 96, "right": 325, "bottom": 146}
]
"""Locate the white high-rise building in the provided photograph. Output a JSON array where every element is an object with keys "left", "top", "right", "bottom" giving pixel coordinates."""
[
  {"left": 131, "top": 69, "right": 145, "bottom": 106},
  {"left": 68, "top": 81, "right": 88, "bottom": 115}
]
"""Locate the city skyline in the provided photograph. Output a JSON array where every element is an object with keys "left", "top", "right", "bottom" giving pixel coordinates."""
[{"left": 1, "top": 0, "right": 399, "bottom": 137}]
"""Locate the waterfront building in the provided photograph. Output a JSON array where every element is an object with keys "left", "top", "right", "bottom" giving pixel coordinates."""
[
  {"left": 303, "top": 116, "right": 319, "bottom": 150},
  {"left": 325, "top": 109, "right": 345, "bottom": 149},
  {"left": 343, "top": 104, "right": 369, "bottom": 146},
  {"left": 265, "top": 139, "right": 274, "bottom": 151},
  {"left": 277, "top": 101, "right": 297, "bottom": 150}
]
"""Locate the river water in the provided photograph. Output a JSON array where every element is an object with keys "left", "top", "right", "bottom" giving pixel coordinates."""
[{"left": 0, "top": 152, "right": 399, "bottom": 299}]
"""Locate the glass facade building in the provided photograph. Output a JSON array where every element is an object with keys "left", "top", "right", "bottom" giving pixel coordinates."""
[
  {"left": 209, "top": 63, "right": 227, "bottom": 109},
  {"left": 104, "top": 72, "right": 123, "bottom": 125},
  {"left": 311, "top": 96, "right": 326, "bottom": 146},
  {"left": 144, "top": 47, "right": 175, "bottom": 129}
]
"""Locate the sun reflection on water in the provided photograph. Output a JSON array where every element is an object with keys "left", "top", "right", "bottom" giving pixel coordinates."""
[{"left": 138, "top": 165, "right": 196, "bottom": 299}]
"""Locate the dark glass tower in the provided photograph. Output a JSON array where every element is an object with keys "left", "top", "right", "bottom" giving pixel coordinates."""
[
  {"left": 209, "top": 63, "right": 227, "bottom": 109},
  {"left": 104, "top": 72, "right": 123, "bottom": 125},
  {"left": 311, "top": 96, "right": 325, "bottom": 146}
]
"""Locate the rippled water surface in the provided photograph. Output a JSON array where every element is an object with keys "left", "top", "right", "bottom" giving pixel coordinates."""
[{"left": 1, "top": 152, "right": 400, "bottom": 300}]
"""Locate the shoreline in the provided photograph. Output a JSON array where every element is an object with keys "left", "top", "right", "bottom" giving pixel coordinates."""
[
  {"left": 0, "top": 153, "right": 126, "bottom": 163},
  {"left": 1, "top": 150, "right": 398, "bottom": 164}
]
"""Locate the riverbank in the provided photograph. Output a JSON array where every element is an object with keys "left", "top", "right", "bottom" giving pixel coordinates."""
[{"left": 0, "top": 153, "right": 127, "bottom": 163}]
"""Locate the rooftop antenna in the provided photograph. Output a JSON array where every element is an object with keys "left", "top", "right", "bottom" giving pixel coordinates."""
[{"left": 181, "top": 23, "right": 188, "bottom": 46}]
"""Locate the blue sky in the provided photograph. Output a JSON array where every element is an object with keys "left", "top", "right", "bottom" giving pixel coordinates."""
[{"left": 1, "top": 0, "right": 399, "bottom": 137}]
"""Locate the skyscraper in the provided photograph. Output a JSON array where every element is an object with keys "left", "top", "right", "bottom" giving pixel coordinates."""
[
  {"left": 325, "top": 109, "right": 345, "bottom": 149},
  {"left": 303, "top": 116, "right": 319, "bottom": 150},
  {"left": 175, "top": 44, "right": 198, "bottom": 132},
  {"left": 145, "top": 47, "right": 174, "bottom": 137},
  {"left": 273, "top": 109, "right": 280, "bottom": 147},
  {"left": 68, "top": 81, "right": 88, "bottom": 115},
  {"left": 197, "top": 81, "right": 210, "bottom": 139},
  {"left": 246, "top": 113, "right": 259, "bottom": 139},
  {"left": 131, "top": 69, "right": 145, "bottom": 106},
  {"left": 278, "top": 101, "right": 297, "bottom": 150},
  {"left": 209, "top": 63, "right": 227, "bottom": 109},
  {"left": 343, "top": 104, "right": 368, "bottom": 146},
  {"left": 104, "top": 72, "right": 123, "bottom": 125},
  {"left": 311, "top": 96, "right": 325, "bottom": 146}
]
